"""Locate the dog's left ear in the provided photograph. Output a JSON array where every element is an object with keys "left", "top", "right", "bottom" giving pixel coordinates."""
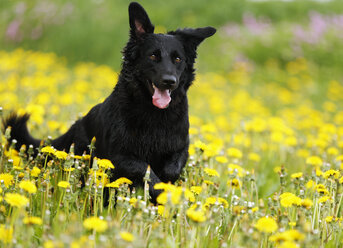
[
  {"left": 129, "top": 2, "right": 154, "bottom": 39},
  {"left": 171, "top": 27, "right": 216, "bottom": 51}
]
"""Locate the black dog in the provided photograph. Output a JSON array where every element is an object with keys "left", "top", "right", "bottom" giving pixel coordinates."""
[{"left": 3, "top": 2, "right": 216, "bottom": 200}]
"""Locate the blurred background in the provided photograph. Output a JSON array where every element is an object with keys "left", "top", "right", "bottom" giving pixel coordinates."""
[{"left": 1, "top": 0, "right": 343, "bottom": 75}]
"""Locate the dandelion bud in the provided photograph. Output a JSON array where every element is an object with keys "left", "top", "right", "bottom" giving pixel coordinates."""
[
  {"left": 46, "top": 136, "right": 52, "bottom": 145},
  {"left": 19, "top": 145, "right": 26, "bottom": 157},
  {"left": 28, "top": 144, "right": 34, "bottom": 156},
  {"left": 92, "top": 158, "right": 98, "bottom": 170},
  {"left": 5, "top": 126, "right": 11, "bottom": 140},
  {"left": 70, "top": 143, "right": 75, "bottom": 154},
  {"left": 144, "top": 165, "right": 151, "bottom": 182}
]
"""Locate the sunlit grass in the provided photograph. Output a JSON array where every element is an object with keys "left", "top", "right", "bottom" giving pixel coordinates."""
[{"left": 0, "top": 49, "right": 343, "bottom": 247}]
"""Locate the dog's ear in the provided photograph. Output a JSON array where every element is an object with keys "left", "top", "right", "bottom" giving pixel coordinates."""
[
  {"left": 172, "top": 27, "right": 216, "bottom": 50},
  {"left": 129, "top": 2, "right": 154, "bottom": 39}
]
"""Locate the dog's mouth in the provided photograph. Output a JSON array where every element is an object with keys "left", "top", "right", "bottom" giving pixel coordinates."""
[{"left": 151, "top": 83, "right": 171, "bottom": 109}]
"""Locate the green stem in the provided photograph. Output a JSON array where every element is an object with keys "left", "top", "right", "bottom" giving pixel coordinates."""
[
  {"left": 228, "top": 218, "right": 237, "bottom": 242},
  {"left": 335, "top": 192, "right": 343, "bottom": 217}
]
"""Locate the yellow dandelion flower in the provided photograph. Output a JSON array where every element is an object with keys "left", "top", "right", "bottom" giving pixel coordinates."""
[
  {"left": 204, "top": 196, "right": 216, "bottom": 207},
  {"left": 154, "top": 182, "right": 177, "bottom": 192},
  {"left": 325, "top": 216, "right": 333, "bottom": 223},
  {"left": 129, "top": 197, "right": 137, "bottom": 207},
  {"left": 5, "top": 193, "right": 29, "bottom": 207},
  {"left": 0, "top": 224, "right": 13, "bottom": 244},
  {"left": 156, "top": 186, "right": 191, "bottom": 205},
  {"left": 227, "top": 147, "right": 243, "bottom": 158},
  {"left": 189, "top": 127, "right": 198, "bottom": 135},
  {"left": 82, "top": 154, "right": 91, "bottom": 160},
  {"left": 277, "top": 241, "right": 298, "bottom": 248},
  {"left": 301, "top": 199, "right": 313, "bottom": 209},
  {"left": 336, "top": 155, "right": 343, "bottom": 162},
  {"left": 215, "top": 156, "right": 228, "bottom": 164},
  {"left": 316, "top": 184, "right": 329, "bottom": 195},
  {"left": 255, "top": 216, "right": 278, "bottom": 233},
  {"left": 31, "top": 166, "right": 41, "bottom": 177},
  {"left": 319, "top": 196, "right": 330, "bottom": 203},
  {"left": 227, "top": 178, "right": 240, "bottom": 188},
  {"left": 297, "top": 149, "right": 309, "bottom": 158},
  {"left": 156, "top": 192, "right": 168, "bottom": 205},
  {"left": 248, "top": 152, "right": 261, "bottom": 162},
  {"left": 269, "top": 232, "right": 287, "bottom": 243},
  {"left": 41, "top": 146, "right": 55, "bottom": 155},
  {"left": 339, "top": 176, "right": 343, "bottom": 184},
  {"left": 97, "top": 159, "right": 114, "bottom": 169},
  {"left": 0, "top": 173, "right": 14, "bottom": 188},
  {"left": 280, "top": 192, "right": 301, "bottom": 207},
  {"left": 119, "top": 231, "right": 135, "bottom": 242},
  {"left": 106, "top": 177, "right": 132, "bottom": 188},
  {"left": 184, "top": 188, "right": 195, "bottom": 202},
  {"left": 327, "top": 147, "right": 339, "bottom": 156},
  {"left": 23, "top": 216, "right": 43, "bottom": 225},
  {"left": 157, "top": 205, "right": 169, "bottom": 217},
  {"left": 203, "top": 180, "right": 214, "bottom": 185},
  {"left": 284, "top": 230, "right": 305, "bottom": 241},
  {"left": 228, "top": 163, "right": 245, "bottom": 177},
  {"left": 55, "top": 151, "right": 68, "bottom": 160},
  {"left": 204, "top": 196, "right": 228, "bottom": 208},
  {"left": 252, "top": 207, "right": 259, "bottom": 213},
  {"left": 19, "top": 180, "right": 37, "bottom": 194},
  {"left": 83, "top": 217, "right": 108, "bottom": 232},
  {"left": 288, "top": 222, "right": 296, "bottom": 227},
  {"left": 316, "top": 168, "right": 323, "bottom": 177},
  {"left": 291, "top": 172, "right": 303, "bottom": 179},
  {"left": 204, "top": 167, "right": 219, "bottom": 177},
  {"left": 194, "top": 140, "right": 207, "bottom": 150},
  {"left": 58, "top": 181, "right": 70, "bottom": 188},
  {"left": 306, "top": 156, "right": 322, "bottom": 167},
  {"left": 190, "top": 186, "right": 202, "bottom": 195},
  {"left": 323, "top": 169, "right": 340, "bottom": 179},
  {"left": 186, "top": 208, "right": 206, "bottom": 222},
  {"left": 305, "top": 179, "right": 316, "bottom": 189},
  {"left": 43, "top": 240, "right": 55, "bottom": 248},
  {"left": 269, "top": 229, "right": 304, "bottom": 243},
  {"left": 274, "top": 166, "right": 282, "bottom": 174},
  {"left": 218, "top": 197, "right": 229, "bottom": 208},
  {"left": 189, "top": 145, "right": 196, "bottom": 156}
]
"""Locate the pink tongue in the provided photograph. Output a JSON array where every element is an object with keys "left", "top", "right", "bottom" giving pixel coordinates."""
[{"left": 152, "top": 88, "right": 171, "bottom": 109}]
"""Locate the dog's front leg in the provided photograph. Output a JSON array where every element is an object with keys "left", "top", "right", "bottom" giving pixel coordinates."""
[
  {"left": 111, "top": 155, "right": 162, "bottom": 202},
  {"left": 159, "top": 147, "right": 189, "bottom": 183}
]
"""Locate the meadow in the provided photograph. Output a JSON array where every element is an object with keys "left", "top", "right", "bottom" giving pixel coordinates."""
[{"left": 1, "top": 0, "right": 343, "bottom": 247}]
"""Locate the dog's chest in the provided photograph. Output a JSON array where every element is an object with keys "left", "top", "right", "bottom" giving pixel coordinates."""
[{"left": 116, "top": 111, "right": 189, "bottom": 159}]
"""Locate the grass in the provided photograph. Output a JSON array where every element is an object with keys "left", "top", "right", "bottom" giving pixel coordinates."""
[{"left": 0, "top": 49, "right": 343, "bottom": 247}]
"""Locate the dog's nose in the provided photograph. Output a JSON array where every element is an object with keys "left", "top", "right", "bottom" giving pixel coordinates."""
[{"left": 162, "top": 75, "right": 177, "bottom": 85}]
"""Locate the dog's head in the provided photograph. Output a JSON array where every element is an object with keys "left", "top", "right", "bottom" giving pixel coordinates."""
[{"left": 122, "top": 2, "right": 216, "bottom": 109}]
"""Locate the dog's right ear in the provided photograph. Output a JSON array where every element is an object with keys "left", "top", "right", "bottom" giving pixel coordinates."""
[{"left": 129, "top": 2, "right": 154, "bottom": 39}]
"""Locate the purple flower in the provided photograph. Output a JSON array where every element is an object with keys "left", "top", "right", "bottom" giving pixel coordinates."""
[{"left": 6, "top": 20, "right": 23, "bottom": 42}]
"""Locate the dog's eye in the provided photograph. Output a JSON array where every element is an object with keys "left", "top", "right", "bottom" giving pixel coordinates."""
[
  {"left": 175, "top": 57, "right": 182, "bottom": 63},
  {"left": 149, "top": 54, "right": 157, "bottom": 61}
]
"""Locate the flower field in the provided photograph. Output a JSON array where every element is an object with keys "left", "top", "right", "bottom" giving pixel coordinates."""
[{"left": 0, "top": 48, "right": 343, "bottom": 247}]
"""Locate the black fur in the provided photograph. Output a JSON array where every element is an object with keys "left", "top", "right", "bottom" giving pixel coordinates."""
[{"left": 2, "top": 2, "right": 216, "bottom": 201}]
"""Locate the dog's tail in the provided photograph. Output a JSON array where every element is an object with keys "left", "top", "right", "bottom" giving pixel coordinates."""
[
  {"left": 2, "top": 113, "right": 76, "bottom": 152},
  {"left": 2, "top": 113, "right": 41, "bottom": 150}
]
